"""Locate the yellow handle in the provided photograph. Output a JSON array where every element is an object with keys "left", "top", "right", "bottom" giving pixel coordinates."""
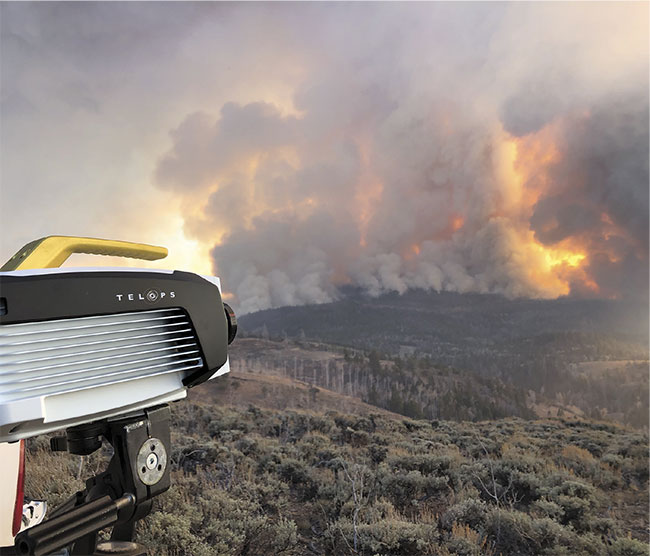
[{"left": 1, "top": 236, "right": 168, "bottom": 271}]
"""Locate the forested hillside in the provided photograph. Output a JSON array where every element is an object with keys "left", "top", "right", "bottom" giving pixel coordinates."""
[
  {"left": 228, "top": 339, "right": 533, "bottom": 422},
  {"left": 240, "top": 290, "right": 649, "bottom": 427},
  {"left": 240, "top": 289, "right": 649, "bottom": 353}
]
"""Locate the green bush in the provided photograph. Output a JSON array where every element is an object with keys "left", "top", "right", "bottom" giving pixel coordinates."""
[
  {"left": 608, "top": 537, "right": 650, "bottom": 556},
  {"left": 330, "top": 517, "right": 438, "bottom": 555},
  {"left": 442, "top": 498, "right": 488, "bottom": 529},
  {"left": 486, "top": 509, "right": 564, "bottom": 555},
  {"left": 547, "top": 480, "right": 598, "bottom": 527},
  {"left": 379, "top": 469, "right": 449, "bottom": 509}
]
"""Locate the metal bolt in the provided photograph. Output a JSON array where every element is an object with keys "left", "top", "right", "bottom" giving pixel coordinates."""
[{"left": 146, "top": 453, "right": 158, "bottom": 470}]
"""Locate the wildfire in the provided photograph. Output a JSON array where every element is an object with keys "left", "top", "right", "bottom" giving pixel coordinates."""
[
  {"left": 345, "top": 120, "right": 599, "bottom": 299},
  {"left": 401, "top": 243, "right": 422, "bottom": 262},
  {"left": 180, "top": 109, "right": 614, "bottom": 302},
  {"left": 542, "top": 249, "right": 585, "bottom": 269},
  {"left": 450, "top": 215, "right": 464, "bottom": 232},
  {"left": 498, "top": 124, "right": 596, "bottom": 298},
  {"left": 497, "top": 127, "right": 562, "bottom": 218}
]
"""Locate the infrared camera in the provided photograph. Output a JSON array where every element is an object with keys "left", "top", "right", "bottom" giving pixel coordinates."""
[{"left": 0, "top": 236, "right": 236, "bottom": 556}]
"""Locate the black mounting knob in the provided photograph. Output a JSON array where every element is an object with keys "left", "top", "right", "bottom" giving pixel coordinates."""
[
  {"left": 223, "top": 303, "right": 237, "bottom": 345},
  {"left": 66, "top": 422, "right": 106, "bottom": 456},
  {"left": 50, "top": 436, "right": 68, "bottom": 452}
]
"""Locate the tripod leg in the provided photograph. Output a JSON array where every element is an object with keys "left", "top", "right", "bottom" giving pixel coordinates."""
[
  {"left": 47, "top": 490, "right": 86, "bottom": 520},
  {"left": 71, "top": 531, "right": 98, "bottom": 555},
  {"left": 111, "top": 522, "right": 135, "bottom": 543},
  {"left": 111, "top": 500, "right": 152, "bottom": 542}
]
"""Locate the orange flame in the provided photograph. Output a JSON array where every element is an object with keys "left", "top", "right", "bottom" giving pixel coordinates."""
[
  {"left": 498, "top": 125, "right": 593, "bottom": 297},
  {"left": 450, "top": 215, "right": 464, "bottom": 232}
]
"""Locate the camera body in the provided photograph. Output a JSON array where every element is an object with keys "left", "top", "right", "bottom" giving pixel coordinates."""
[
  {"left": 0, "top": 266, "right": 233, "bottom": 442},
  {"left": 0, "top": 237, "right": 237, "bottom": 553}
]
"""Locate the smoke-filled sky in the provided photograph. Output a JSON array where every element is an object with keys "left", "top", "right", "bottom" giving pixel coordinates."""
[{"left": 1, "top": 2, "right": 648, "bottom": 313}]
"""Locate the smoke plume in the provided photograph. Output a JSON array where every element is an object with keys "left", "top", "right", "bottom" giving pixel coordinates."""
[
  {"left": 154, "top": 3, "right": 648, "bottom": 313},
  {"left": 2, "top": 3, "right": 646, "bottom": 314}
]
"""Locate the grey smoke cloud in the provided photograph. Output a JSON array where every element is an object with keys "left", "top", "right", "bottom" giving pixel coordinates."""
[
  {"left": 156, "top": 103, "right": 302, "bottom": 193},
  {"left": 1, "top": 3, "right": 647, "bottom": 313},
  {"left": 152, "top": 3, "right": 647, "bottom": 312}
]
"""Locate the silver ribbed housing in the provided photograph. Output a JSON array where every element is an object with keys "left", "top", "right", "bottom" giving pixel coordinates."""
[{"left": 0, "top": 308, "right": 204, "bottom": 404}]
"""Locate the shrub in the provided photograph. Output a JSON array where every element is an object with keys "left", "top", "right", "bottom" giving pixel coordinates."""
[
  {"left": 367, "top": 443, "right": 388, "bottom": 464},
  {"left": 608, "top": 537, "right": 650, "bottom": 556},
  {"left": 547, "top": 480, "right": 598, "bottom": 527},
  {"left": 380, "top": 469, "right": 449, "bottom": 509},
  {"left": 486, "top": 509, "right": 564, "bottom": 555},
  {"left": 330, "top": 517, "right": 438, "bottom": 555},
  {"left": 386, "top": 453, "right": 457, "bottom": 476},
  {"left": 531, "top": 498, "right": 564, "bottom": 521},
  {"left": 445, "top": 535, "right": 484, "bottom": 556},
  {"left": 557, "top": 445, "right": 600, "bottom": 479},
  {"left": 601, "top": 453, "right": 624, "bottom": 469},
  {"left": 277, "top": 458, "right": 318, "bottom": 500},
  {"left": 138, "top": 512, "right": 215, "bottom": 556},
  {"left": 442, "top": 498, "right": 488, "bottom": 530}
]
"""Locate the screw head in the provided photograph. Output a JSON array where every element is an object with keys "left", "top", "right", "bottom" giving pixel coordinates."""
[{"left": 146, "top": 453, "right": 158, "bottom": 470}]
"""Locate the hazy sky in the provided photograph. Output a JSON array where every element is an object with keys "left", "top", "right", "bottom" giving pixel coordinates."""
[{"left": 1, "top": 2, "right": 648, "bottom": 313}]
